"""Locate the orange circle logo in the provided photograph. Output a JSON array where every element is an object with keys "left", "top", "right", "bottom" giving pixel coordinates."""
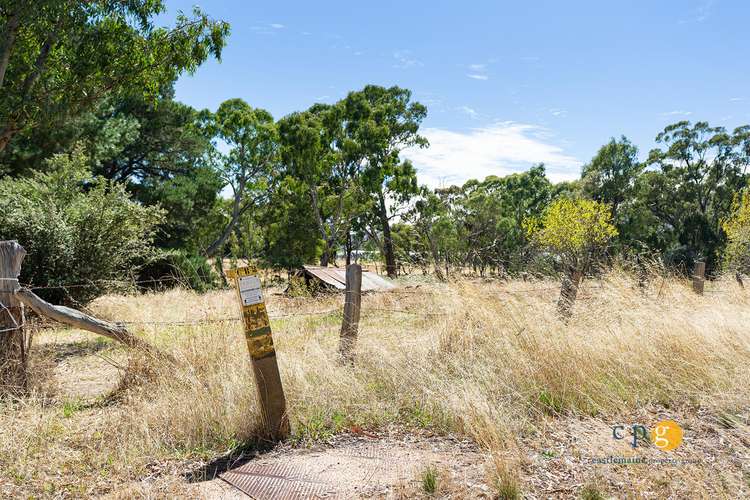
[{"left": 651, "top": 420, "right": 683, "bottom": 451}]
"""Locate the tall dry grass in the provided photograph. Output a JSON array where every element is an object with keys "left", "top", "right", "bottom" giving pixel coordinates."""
[{"left": 1, "top": 270, "right": 749, "bottom": 496}]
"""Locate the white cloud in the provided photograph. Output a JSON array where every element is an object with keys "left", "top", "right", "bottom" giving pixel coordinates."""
[
  {"left": 679, "top": 0, "right": 714, "bottom": 23},
  {"left": 402, "top": 122, "right": 582, "bottom": 187},
  {"left": 468, "top": 63, "right": 486, "bottom": 71},
  {"left": 393, "top": 50, "right": 422, "bottom": 69},
  {"left": 270, "top": 23, "right": 285, "bottom": 29},
  {"left": 457, "top": 106, "right": 478, "bottom": 119},
  {"left": 550, "top": 108, "right": 567, "bottom": 117},
  {"left": 660, "top": 110, "right": 693, "bottom": 117},
  {"left": 467, "top": 73, "right": 488, "bottom": 81},
  {"left": 730, "top": 97, "right": 746, "bottom": 102}
]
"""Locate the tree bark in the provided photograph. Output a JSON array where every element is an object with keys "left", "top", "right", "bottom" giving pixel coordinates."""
[
  {"left": 0, "top": 19, "right": 59, "bottom": 154},
  {"left": 377, "top": 191, "right": 397, "bottom": 278},
  {"left": 15, "top": 288, "right": 172, "bottom": 361},
  {"left": 557, "top": 269, "right": 582, "bottom": 321},
  {"left": 0, "top": 241, "right": 27, "bottom": 393},
  {"left": 0, "top": 12, "right": 20, "bottom": 91},
  {"left": 205, "top": 180, "right": 245, "bottom": 257}
]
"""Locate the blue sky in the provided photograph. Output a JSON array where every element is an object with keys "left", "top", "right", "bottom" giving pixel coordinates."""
[{"left": 160, "top": 0, "right": 750, "bottom": 186}]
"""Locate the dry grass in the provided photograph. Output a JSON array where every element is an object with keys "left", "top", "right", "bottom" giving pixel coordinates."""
[{"left": 1, "top": 270, "right": 749, "bottom": 497}]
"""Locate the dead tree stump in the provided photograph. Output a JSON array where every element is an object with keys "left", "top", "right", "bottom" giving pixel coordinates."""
[
  {"left": 0, "top": 241, "right": 28, "bottom": 393},
  {"left": 557, "top": 269, "right": 582, "bottom": 322}
]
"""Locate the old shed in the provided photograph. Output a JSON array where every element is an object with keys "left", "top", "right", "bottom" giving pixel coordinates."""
[{"left": 301, "top": 265, "right": 397, "bottom": 292}]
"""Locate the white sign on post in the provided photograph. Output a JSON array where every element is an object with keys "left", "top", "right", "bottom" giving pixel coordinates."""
[{"left": 239, "top": 276, "right": 263, "bottom": 306}]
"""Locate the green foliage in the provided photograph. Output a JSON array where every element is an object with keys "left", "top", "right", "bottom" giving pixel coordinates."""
[
  {"left": 137, "top": 249, "right": 219, "bottom": 293},
  {"left": 134, "top": 165, "right": 222, "bottom": 252},
  {"left": 201, "top": 98, "right": 278, "bottom": 256},
  {"left": 420, "top": 466, "right": 438, "bottom": 495},
  {"left": 0, "top": 88, "right": 222, "bottom": 252},
  {"left": 0, "top": 148, "right": 164, "bottom": 303},
  {"left": 582, "top": 136, "right": 643, "bottom": 250},
  {"left": 277, "top": 87, "right": 425, "bottom": 267},
  {"left": 638, "top": 121, "right": 749, "bottom": 270},
  {"left": 260, "top": 177, "right": 322, "bottom": 269},
  {"left": 347, "top": 85, "right": 427, "bottom": 275},
  {"left": 582, "top": 136, "right": 642, "bottom": 210},
  {"left": 0, "top": 1, "right": 229, "bottom": 157},
  {"left": 525, "top": 198, "right": 617, "bottom": 272},
  {"left": 408, "top": 166, "right": 553, "bottom": 277},
  {"left": 723, "top": 190, "right": 750, "bottom": 275}
]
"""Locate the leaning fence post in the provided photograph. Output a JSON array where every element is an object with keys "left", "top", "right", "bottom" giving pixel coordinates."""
[
  {"left": 227, "top": 266, "right": 289, "bottom": 440},
  {"left": 0, "top": 241, "right": 28, "bottom": 393},
  {"left": 692, "top": 261, "right": 706, "bottom": 295},
  {"left": 339, "top": 264, "right": 362, "bottom": 364}
]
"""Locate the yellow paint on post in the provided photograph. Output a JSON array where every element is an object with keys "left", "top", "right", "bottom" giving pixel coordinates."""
[{"left": 228, "top": 266, "right": 289, "bottom": 439}]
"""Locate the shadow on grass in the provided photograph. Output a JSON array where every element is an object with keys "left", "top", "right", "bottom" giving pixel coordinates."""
[
  {"left": 184, "top": 438, "right": 279, "bottom": 483},
  {"left": 33, "top": 338, "right": 113, "bottom": 363}
]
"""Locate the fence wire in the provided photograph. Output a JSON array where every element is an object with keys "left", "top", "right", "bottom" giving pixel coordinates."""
[{"left": 4, "top": 274, "right": 740, "bottom": 333}]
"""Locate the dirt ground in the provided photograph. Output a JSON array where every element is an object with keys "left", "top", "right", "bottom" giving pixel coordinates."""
[{"left": 27, "top": 327, "right": 750, "bottom": 499}]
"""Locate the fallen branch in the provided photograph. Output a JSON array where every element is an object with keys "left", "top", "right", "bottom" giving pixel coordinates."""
[{"left": 15, "top": 288, "right": 173, "bottom": 362}]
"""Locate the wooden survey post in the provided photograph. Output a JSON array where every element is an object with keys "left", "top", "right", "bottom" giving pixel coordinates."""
[
  {"left": 339, "top": 264, "right": 362, "bottom": 364},
  {"left": 227, "top": 266, "right": 289, "bottom": 440},
  {"left": 692, "top": 261, "right": 706, "bottom": 295}
]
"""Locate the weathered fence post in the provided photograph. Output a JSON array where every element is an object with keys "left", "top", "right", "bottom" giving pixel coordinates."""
[
  {"left": 228, "top": 267, "right": 289, "bottom": 440},
  {"left": 0, "top": 241, "right": 28, "bottom": 392},
  {"left": 692, "top": 261, "right": 706, "bottom": 295},
  {"left": 339, "top": 264, "right": 362, "bottom": 364}
]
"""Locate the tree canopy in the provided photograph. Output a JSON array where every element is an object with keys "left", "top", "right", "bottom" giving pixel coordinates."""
[{"left": 0, "top": 0, "right": 229, "bottom": 156}]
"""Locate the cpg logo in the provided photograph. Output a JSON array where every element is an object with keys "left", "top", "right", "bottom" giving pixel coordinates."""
[{"left": 612, "top": 419, "right": 683, "bottom": 451}]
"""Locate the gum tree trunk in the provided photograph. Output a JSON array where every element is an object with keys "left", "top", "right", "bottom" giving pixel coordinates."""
[{"left": 557, "top": 268, "right": 582, "bottom": 321}]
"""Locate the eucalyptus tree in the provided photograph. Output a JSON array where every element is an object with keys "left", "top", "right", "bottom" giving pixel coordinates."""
[
  {"left": 343, "top": 85, "right": 427, "bottom": 277},
  {"left": 0, "top": 0, "right": 229, "bottom": 156},
  {"left": 641, "top": 121, "right": 748, "bottom": 269},
  {"left": 278, "top": 102, "right": 368, "bottom": 267},
  {"left": 525, "top": 198, "right": 617, "bottom": 320},
  {"left": 203, "top": 99, "right": 278, "bottom": 257},
  {"left": 581, "top": 137, "right": 644, "bottom": 253},
  {"left": 459, "top": 165, "right": 552, "bottom": 274}
]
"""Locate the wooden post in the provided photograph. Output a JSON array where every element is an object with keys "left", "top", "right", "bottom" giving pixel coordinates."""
[
  {"left": 227, "top": 267, "right": 289, "bottom": 440},
  {"left": 692, "top": 261, "right": 706, "bottom": 295},
  {"left": 0, "top": 241, "right": 27, "bottom": 393},
  {"left": 339, "top": 264, "right": 362, "bottom": 364}
]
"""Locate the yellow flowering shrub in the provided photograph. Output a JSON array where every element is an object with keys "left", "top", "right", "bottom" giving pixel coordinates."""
[
  {"left": 524, "top": 198, "right": 618, "bottom": 266},
  {"left": 722, "top": 190, "right": 750, "bottom": 273}
]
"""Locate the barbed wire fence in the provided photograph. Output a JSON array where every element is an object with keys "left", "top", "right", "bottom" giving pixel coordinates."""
[{"left": 5, "top": 268, "right": 738, "bottom": 332}]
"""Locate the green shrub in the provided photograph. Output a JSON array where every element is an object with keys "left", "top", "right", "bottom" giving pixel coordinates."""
[
  {"left": 420, "top": 466, "right": 438, "bottom": 495},
  {"left": 137, "top": 250, "right": 219, "bottom": 293},
  {"left": 0, "top": 148, "right": 164, "bottom": 304}
]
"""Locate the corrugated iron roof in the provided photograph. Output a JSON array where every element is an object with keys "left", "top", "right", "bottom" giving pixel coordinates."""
[{"left": 302, "top": 265, "right": 397, "bottom": 292}]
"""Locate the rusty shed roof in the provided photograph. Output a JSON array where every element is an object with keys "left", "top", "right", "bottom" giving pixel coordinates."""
[{"left": 302, "top": 265, "right": 397, "bottom": 292}]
